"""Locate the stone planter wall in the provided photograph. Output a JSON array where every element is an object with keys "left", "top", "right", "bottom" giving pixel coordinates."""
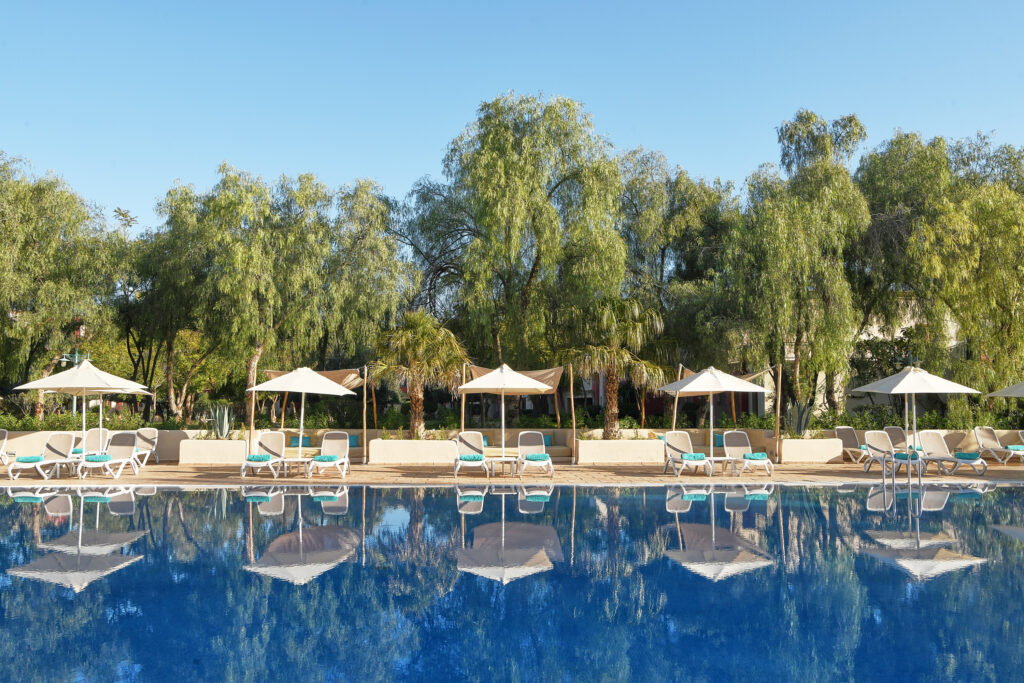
[
  {"left": 368, "top": 438, "right": 457, "bottom": 465},
  {"left": 179, "top": 438, "right": 247, "bottom": 465},
  {"left": 575, "top": 439, "right": 665, "bottom": 465}
]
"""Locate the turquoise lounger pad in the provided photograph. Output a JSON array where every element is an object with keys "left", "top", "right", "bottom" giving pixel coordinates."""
[
  {"left": 526, "top": 495, "right": 550, "bottom": 503},
  {"left": 482, "top": 436, "right": 489, "bottom": 446},
  {"left": 85, "top": 454, "right": 111, "bottom": 462},
  {"left": 657, "top": 434, "right": 666, "bottom": 441},
  {"left": 745, "top": 494, "right": 770, "bottom": 501},
  {"left": 349, "top": 435, "right": 359, "bottom": 447},
  {"left": 956, "top": 451, "right": 981, "bottom": 460},
  {"left": 71, "top": 448, "right": 84, "bottom": 455},
  {"left": 83, "top": 496, "right": 110, "bottom": 503},
  {"left": 682, "top": 494, "right": 707, "bottom": 501},
  {"left": 677, "top": 453, "right": 705, "bottom": 461},
  {"left": 859, "top": 445, "right": 868, "bottom": 450},
  {"left": 247, "top": 454, "right": 273, "bottom": 462},
  {"left": 894, "top": 452, "right": 920, "bottom": 460},
  {"left": 543, "top": 434, "right": 552, "bottom": 447},
  {"left": 245, "top": 496, "right": 273, "bottom": 503},
  {"left": 16, "top": 497, "right": 44, "bottom": 503},
  {"left": 314, "top": 455, "right": 339, "bottom": 462},
  {"left": 744, "top": 452, "right": 768, "bottom": 460},
  {"left": 524, "top": 453, "right": 550, "bottom": 461},
  {"left": 1007, "top": 445, "right": 1024, "bottom": 451},
  {"left": 459, "top": 454, "right": 484, "bottom": 462},
  {"left": 313, "top": 496, "right": 339, "bottom": 502},
  {"left": 459, "top": 495, "right": 485, "bottom": 503},
  {"left": 714, "top": 434, "right": 724, "bottom": 447},
  {"left": 16, "top": 455, "right": 44, "bottom": 463},
  {"left": 288, "top": 436, "right": 312, "bottom": 448}
]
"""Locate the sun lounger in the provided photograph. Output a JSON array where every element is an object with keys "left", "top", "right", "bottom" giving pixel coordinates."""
[
  {"left": 454, "top": 431, "right": 488, "bottom": 478},
  {"left": 722, "top": 431, "right": 773, "bottom": 476},
  {"left": 518, "top": 485, "right": 553, "bottom": 514},
  {"left": 8, "top": 432, "right": 72, "bottom": 481},
  {"left": 974, "top": 426, "right": 1023, "bottom": 464},
  {"left": 919, "top": 430, "right": 987, "bottom": 476},
  {"left": 309, "top": 431, "right": 350, "bottom": 478},
  {"left": 241, "top": 431, "right": 287, "bottom": 478},
  {"left": 835, "top": 426, "right": 867, "bottom": 463},
  {"left": 517, "top": 431, "right": 554, "bottom": 477},
  {"left": 77, "top": 431, "right": 139, "bottom": 479},
  {"left": 0, "top": 429, "right": 8, "bottom": 466},
  {"left": 663, "top": 431, "right": 711, "bottom": 476},
  {"left": 134, "top": 428, "right": 159, "bottom": 467},
  {"left": 43, "top": 491, "right": 73, "bottom": 517},
  {"left": 456, "top": 485, "right": 487, "bottom": 514},
  {"left": 107, "top": 490, "right": 137, "bottom": 516},
  {"left": 866, "top": 485, "right": 893, "bottom": 512},
  {"left": 74, "top": 428, "right": 109, "bottom": 457},
  {"left": 310, "top": 486, "right": 349, "bottom": 514}
]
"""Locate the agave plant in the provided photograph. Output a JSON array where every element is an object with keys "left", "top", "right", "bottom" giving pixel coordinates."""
[{"left": 208, "top": 404, "right": 234, "bottom": 439}]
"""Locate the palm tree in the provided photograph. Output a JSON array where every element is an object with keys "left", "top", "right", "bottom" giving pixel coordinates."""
[
  {"left": 562, "top": 298, "right": 667, "bottom": 439},
  {"left": 372, "top": 310, "right": 469, "bottom": 438}
]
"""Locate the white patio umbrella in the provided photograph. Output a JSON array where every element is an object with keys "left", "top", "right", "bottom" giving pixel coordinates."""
[
  {"left": 851, "top": 367, "right": 978, "bottom": 451},
  {"left": 665, "top": 523, "right": 773, "bottom": 581},
  {"left": 244, "top": 520, "right": 360, "bottom": 585},
  {"left": 658, "top": 367, "right": 767, "bottom": 460},
  {"left": 864, "top": 529, "right": 956, "bottom": 550},
  {"left": 15, "top": 359, "right": 150, "bottom": 447},
  {"left": 248, "top": 368, "right": 356, "bottom": 458},
  {"left": 861, "top": 546, "right": 986, "bottom": 581},
  {"left": 987, "top": 382, "right": 1024, "bottom": 398},
  {"left": 458, "top": 364, "right": 553, "bottom": 455},
  {"left": 456, "top": 517, "right": 564, "bottom": 584}
]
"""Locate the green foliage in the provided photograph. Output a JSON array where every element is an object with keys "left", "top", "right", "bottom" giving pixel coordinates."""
[
  {"left": 381, "top": 407, "right": 407, "bottom": 430},
  {"left": 208, "top": 403, "right": 234, "bottom": 438},
  {"left": 517, "top": 413, "right": 558, "bottom": 429},
  {"left": 785, "top": 400, "right": 813, "bottom": 436}
]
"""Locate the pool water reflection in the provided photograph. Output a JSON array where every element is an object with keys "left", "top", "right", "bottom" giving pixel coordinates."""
[{"left": 1, "top": 482, "right": 1022, "bottom": 680}]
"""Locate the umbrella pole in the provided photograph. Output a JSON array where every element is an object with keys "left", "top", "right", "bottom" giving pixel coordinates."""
[
  {"left": 569, "top": 364, "right": 577, "bottom": 464},
  {"left": 298, "top": 393, "right": 305, "bottom": 459},
  {"left": 461, "top": 363, "right": 467, "bottom": 432},
  {"left": 709, "top": 392, "right": 714, "bottom": 461},
  {"left": 99, "top": 396, "right": 103, "bottom": 438},
  {"left": 671, "top": 364, "right": 682, "bottom": 430},
  {"left": 501, "top": 388, "right": 506, "bottom": 456},
  {"left": 82, "top": 394, "right": 87, "bottom": 447}
]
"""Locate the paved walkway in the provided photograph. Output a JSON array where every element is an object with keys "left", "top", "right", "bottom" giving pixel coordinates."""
[{"left": 15, "top": 460, "right": 1024, "bottom": 489}]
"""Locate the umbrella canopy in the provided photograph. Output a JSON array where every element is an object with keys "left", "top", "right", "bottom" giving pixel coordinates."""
[
  {"left": 264, "top": 368, "right": 364, "bottom": 390},
  {"left": 658, "top": 367, "right": 767, "bottom": 459},
  {"left": 248, "top": 367, "right": 356, "bottom": 458},
  {"left": 864, "top": 529, "right": 956, "bottom": 550},
  {"left": 7, "top": 553, "right": 142, "bottom": 592},
  {"left": 851, "top": 366, "right": 978, "bottom": 396},
  {"left": 991, "top": 525, "right": 1024, "bottom": 542},
  {"left": 862, "top": 546, "right": 986, "bottom": 581},
  {"left": 456, "top": 521, "right": 564, "bottom": 585},
  {"left": 38, "top": 529, "right": 145, "bottom": 556},
  {"left": 457, "top": 364, "right": 554, "bottom": 455},
  {"left": 245, "top": 525, "right": 360, "bottom": 585},
  {"left": 987, "top": 382, "right": 1024, "bottom": 398},
  {"left": 665, "top": 523, "right": 772, "bottom": 581}
]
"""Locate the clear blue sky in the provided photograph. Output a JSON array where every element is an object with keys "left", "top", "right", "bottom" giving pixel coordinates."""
[{"left": 4, "top": 0, "right": 1023, "bottom": 229}]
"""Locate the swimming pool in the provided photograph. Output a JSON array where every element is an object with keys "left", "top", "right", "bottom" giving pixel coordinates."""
[{"left": 1, "top": 483, "right": 1020, "bottom": 681}]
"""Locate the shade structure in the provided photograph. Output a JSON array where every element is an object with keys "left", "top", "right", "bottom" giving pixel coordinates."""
[
  {"left": 851, "top": 367, "right": 978, "bottom": 452},
  {"left": 861, "top": 546, "right": 986, "bottom": 581},
  {"left": 38, "top": 529, "right": 145, "bottom": 556},
  {"left": 264, "top": 368, "right": 364, "bottom": 390},
  {"left": 864, "top": 529, "right": 955, "bottom": 550},
  {"left": 7, "top": 552, "right": 143, "bottom": 592},
  {"left": 665, "top": 523, "right": 772, "bottom": 581},
  {"left": 456, "top": 521, "right": 564, "bottom": 585},
  {"left": 658, "top": 367, "right": 768, "bottom": 460},
  {"left": 457, "top": 364, "right": 554, "bottom": 455},
  {"left": 461, "top": 365, "right": 562, "bottom": 395},
  {"left": 244, "top": 525, "right": 360, "bottom": 585},
  {"left": 15, "top": 359, "right": 151, "bottom": 446},
  {"left": 987, "top": 382, "right": 1024, "bottom": 398},
  {"left": 249, "top": 367, "right": 356, "bottom": 458}
]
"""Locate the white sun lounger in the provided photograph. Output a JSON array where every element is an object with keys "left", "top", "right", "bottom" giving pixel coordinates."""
[
  {"left": 974, "top": 426, "right": 1024, "bottom": 464},
  {"left": 8, "top": 432, "right": 73, "bottom": 480},
  {"left": 722, "top": 431, "right": 773, "bottom": 476},
  {"left": 77, "top": 431, "right": 139, "bottom": 479},
  {"left": 241, "top": 431, "right": 287, "bottom": 478},
  {"left": 517, "top": 431, "right": 554, "bottom": 477},
  {"left": 0, "top": 429, "right": 9, "bottom": 466},
  {"left": 134, "top": 428, "right": 159, "bottom": 467},
  {"left": 663, "top": 431, "right": 711, "bottom": 476},
  {"left": 919, "top": 430, "right": 987, "bottom": 476},
  {"left": 309, "top": 431, "right": 351, "bottom": 478},
  {"left": 454, "top": 431, "right": 488, "bottom": 478},
  {"left": 835, "top": 426, "right": 867, "bottom": 464}
]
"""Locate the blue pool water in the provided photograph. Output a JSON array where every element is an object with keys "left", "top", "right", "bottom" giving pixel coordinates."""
[{"left": 1, "top": 482, "right": 1022, "bottom": 681}]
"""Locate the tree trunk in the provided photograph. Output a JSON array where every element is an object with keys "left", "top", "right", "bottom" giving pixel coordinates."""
[
  {"left": 603, "top": 364, "right": 620, "bottom": 440},
  {"left": 166, "top": 336, "right": 179, "bottom": 418},
  {"left": 409, "top": 379, "right": 425, "bottom": 439},
  {"left": 33, "top": 353, "right": 62, "bottom": 418},
  {"left": 245, "top": 343, "right": 267, "bottom": 431}
]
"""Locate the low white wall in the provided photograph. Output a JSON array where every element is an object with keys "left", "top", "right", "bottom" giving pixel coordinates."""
[
  {"left": 780, "top": 438, "right": 843, "bottom": 463},
  {"left": 179, "top": 439, "right": 247, "bottom": 465},
  {"left": 576, "top": 439, "right": 666, "bottom": 465},
  {"left": 368, "top": 438, "right": 456, "bottom": 464}
]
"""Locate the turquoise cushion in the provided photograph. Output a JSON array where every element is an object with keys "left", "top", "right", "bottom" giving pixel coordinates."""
[
  {"left": 895, "top": 491, "right": 920, "bottom": 500},
  {"left": 247, "top": 453, "right": 273, "bottom": 462},
  {"left": 525, "top": 453, "right": 550, "bottom": 462},
  {"left": 714, "top": 433, "right": 724, "bottom": 447},
  {"left": 459, "top": 453, "right": 484, "bottom": 462},
  {"left": 526, "top": 495, "right": 550, "bottom": 503},
  {"left": 245, "top": 496, "right": 272, "bottom": 503},
  {"left": 83, "top": 496, "right": 110, "bottom": 503},
  {"left": 744, "top": 452, "right": 768, "bottom": 461},
  {"left": 482, "top": 436, "right": 489, "bottom": 447},
  {"left": 955, "top": 451, "right": 981, "bottom": 460},
  {"left": 288, "top": 436, "right": 311, "bottom": 448},
  {"left": 85, "top": 454, "right": 111, "bottom": 463},
  {"left": 1007, "top": 445, "right": 1024, "bottom": 451},
  {"left": 682, "top": 494, "right": 707, "bottom": 502},
  {"left": 459, "top": 495, "right": 485, "bottom": 503},
  {"left": 657, "top": 434, "right": 666, "bottom": 441},
  {"left": 894, "top": 451, "right": 919, "bottom": 460},
  {"left": 313, "top": 495, "right": 339, "bottom": 502},
  {"left": 16, "top": 497, "right": 44, "bottom": 503},
  {"left": 71, "top": 447, "right": 84, "bottom": 455},
  {"left": 16, "top": 455, "right": 44, "bottom": 464},
  {"left": 314, "top": 455, "right": 339, "bottom": 462},
  {"left": 745, "top": 494, "right": 770, "bottom": 501},
  {"left": 680, "top": 453, "right": 705, "bottom": 461},
  {"left": 543, "top": 434, "right": 552, "bottom": 447},
  {"left": 349, "top": 434, "right": 359, "bottom": 447},
  {"left": 859, "top": 444, "right": 868, "bottom": 451}
]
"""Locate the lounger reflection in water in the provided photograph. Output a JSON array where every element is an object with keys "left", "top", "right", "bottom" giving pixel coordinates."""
[
  {"left": 456, "top": 485, "right": 488, "bottom": 515},
  {"left": 518, "top": 485, "right": 554, "bottom": 514},
  {"left": 309, "top": 486, "right": 349, "bottom": 515}
]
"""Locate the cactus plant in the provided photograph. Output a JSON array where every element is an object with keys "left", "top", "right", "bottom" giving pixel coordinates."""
[
  {"left": 209, "top": 404, "right": 234, "bottom": 439},
  {"left": 785, "top": 400, "right": 812, "bottom": 436}
]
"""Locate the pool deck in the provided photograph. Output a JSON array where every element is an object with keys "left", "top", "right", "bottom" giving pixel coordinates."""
[{"left": 15, "top": 461, "right": 1024, "bottom": 489}]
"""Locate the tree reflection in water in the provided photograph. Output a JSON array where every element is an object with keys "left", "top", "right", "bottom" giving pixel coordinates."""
[{"left": 0, "top": 484, "right": 1022, "bottom": 680}]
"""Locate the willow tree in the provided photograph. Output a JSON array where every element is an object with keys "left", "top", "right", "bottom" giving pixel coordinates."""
[
  {"left": 372, "top": 310, "right": 468, "bottom": 438},
  {"left": 401, "top": 93, "right": 626, "bottom": 366},
  {"left": 728, "top": 111, "right": 870, "bottom": 406},
  {"left": 0, "top": 155, "right": 114, "bottom": 412}
]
